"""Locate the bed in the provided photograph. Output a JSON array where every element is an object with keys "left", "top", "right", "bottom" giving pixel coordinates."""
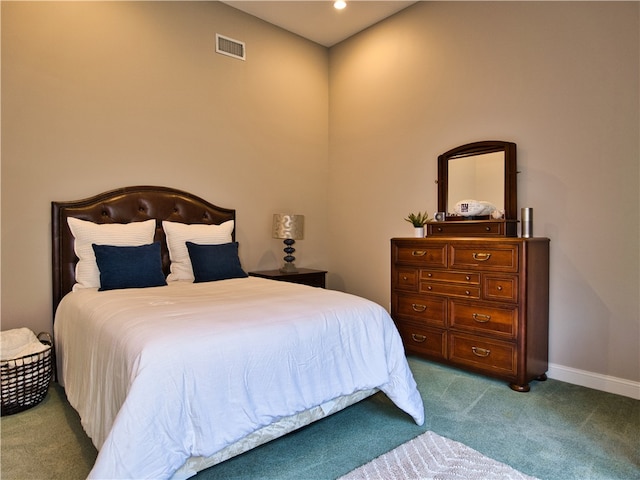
[{"left": 51, "top": 185, "right": 425, "bottom": 480}]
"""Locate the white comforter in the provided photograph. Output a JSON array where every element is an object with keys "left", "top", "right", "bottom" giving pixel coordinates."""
[{"left": 54, "top": 277, "right": 424, "bottom": 479}]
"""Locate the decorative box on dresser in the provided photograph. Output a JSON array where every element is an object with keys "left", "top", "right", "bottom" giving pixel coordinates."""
[{"left": 391, "top": 236, "right": 549, "bottom": 391}]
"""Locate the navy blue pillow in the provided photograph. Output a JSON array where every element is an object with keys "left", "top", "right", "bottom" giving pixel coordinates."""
[
  {"left": 186, "top": 241, "right": 248, "bottom": 283},
  {"left": 92, "top": 242, "right": 167, "bottom": 291}
]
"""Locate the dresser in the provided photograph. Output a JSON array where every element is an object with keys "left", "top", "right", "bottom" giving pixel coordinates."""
[{"left": 391, "top": 237, "right": 549, "bottom": 391}]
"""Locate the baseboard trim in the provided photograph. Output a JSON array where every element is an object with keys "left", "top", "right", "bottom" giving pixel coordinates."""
[{"left": 547, "top": 363, "right": 640, "bottom": 400}]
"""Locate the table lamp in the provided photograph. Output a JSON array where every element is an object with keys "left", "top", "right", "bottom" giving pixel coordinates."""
[{"left": 272, "top": 214, "right": 304, "bottom": 273}]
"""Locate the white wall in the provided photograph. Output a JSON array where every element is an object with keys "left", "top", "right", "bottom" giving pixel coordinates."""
[
  {"left": 328, "top": 1, "right": 639, "bottom": 388},
  {"left": 1, "top": 1, "right": 329, "bottom": 331}
]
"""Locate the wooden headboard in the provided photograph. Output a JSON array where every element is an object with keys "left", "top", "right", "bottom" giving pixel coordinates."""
[{"left": 51, "top": 186, "right": 236, "bottom": 317}]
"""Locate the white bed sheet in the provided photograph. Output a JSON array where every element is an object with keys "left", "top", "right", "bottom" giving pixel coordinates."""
[{"left": 54, "top": 277, "right": 424, "bottom": 479}]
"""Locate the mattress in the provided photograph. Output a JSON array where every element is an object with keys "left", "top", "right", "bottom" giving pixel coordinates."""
[{"left": 173, "top": 387, "right": 377, "bottom": 479}]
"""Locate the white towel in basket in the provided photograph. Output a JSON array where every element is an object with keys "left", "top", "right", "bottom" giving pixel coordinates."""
[{"left": 0, "top": 328, "right": 49, "bottom": 361}]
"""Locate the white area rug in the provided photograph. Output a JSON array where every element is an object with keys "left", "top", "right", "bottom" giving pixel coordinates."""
[{"left": 338, "top": 431, "right": 538, "bottom": 480}]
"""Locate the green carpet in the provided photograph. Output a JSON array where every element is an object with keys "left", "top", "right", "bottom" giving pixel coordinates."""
[{"left": 1, "top": 357, "right": 638, "bottom": 479}]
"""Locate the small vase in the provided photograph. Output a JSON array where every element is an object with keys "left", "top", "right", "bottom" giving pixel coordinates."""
[{"left": 414, "top": 227, "right": 425, "bottom": 238}]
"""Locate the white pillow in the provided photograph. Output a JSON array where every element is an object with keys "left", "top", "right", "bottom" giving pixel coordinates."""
[
  {"left": 162, "top": 220, "right": 234, "bottom": 282},
  {"left": 68, "top": 218, "right": 156, "bottom": 290}
]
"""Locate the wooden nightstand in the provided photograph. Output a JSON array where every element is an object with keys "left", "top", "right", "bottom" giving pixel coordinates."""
[{"left": 248, "top": 268, "right": 327, "bottom": 288}]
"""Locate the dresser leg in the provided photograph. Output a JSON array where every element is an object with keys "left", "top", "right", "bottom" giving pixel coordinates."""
[
  {"left": 509, "top": 383, "right": 531, "bottom": 392},
  {"left": 509, "top": 373, "right": 547, "bottom": 392}
]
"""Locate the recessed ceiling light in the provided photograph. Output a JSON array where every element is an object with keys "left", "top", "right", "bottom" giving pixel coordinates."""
[{"left": 334, "top": 1, "right": 347, "bottom": 10}]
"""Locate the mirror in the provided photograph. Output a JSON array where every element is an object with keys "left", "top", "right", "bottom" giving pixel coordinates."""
[
  {"left": 448, "top": 152, "right": 505, "bottom": 213},
  {"left": 437, "top": 141, "right": 517, "bottom": 221}
]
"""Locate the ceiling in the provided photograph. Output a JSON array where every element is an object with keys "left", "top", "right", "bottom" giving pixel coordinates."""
[{"left": 221, "top": 1, "right": 417, "bottom": 47}]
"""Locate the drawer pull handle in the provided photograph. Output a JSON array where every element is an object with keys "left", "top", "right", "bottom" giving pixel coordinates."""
[
  {"left": 472, "top": 346, "right": 491, "bottom": 357},
  {"left": 472, "top": 252, "right": 492, "bottom": 261},
  {"left": 412, "top": 250, "right": 427, "bottom": 257},
  {"left": 472, "top": 313, "right": 491, "bottom": 323},
  {"left": 411, "top": 334, "right": 427, "bottom": 343},
  {"left": 412, "top": 304, "right": 427, "bottom": 312},
  {"left": 497, "top": 285, "right": 503, "bottom": 291},
  {"left": 402, "top": 276, "right": 408, "bottom": 281},
  {"left": 465, "top": 290, "right": 471, "bottom": 295},
  {"left": 465, "top": 275, "right": 471, "bottom": 281}
]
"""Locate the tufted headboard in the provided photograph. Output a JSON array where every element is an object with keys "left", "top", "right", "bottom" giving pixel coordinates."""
[{"left": 51, "top": 186, "right": 236, "bottom": 317}]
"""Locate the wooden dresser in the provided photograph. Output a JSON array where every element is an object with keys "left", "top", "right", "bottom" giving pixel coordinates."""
[{"left": 391, "top": 237, "right": 549, "bottom": 391}]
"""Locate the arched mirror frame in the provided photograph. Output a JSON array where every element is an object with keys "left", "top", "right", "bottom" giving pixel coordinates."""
[{"left": 437, "top": 140, "right": 518, "bottom": 221}]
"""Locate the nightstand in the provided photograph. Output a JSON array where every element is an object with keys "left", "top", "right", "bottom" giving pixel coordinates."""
[{"left": 248, "top": 268, "right": 327, "bottom": 288}]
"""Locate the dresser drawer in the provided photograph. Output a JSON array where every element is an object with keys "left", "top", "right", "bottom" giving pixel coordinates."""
[
  {"left": 420, "top": 282, "right": 480, "bottom": 299},
  {"left": 483, "top": 275, "right": 519, "bottom": 302},
  {"left": 395, "top": 322, "right": 446, "bottom": 360},
  {"left": 427, "top": 220, "right": 509, "bottom": 237},
  {"left": 449, "top": 243, "right": 519, "bottom": 272},
  {"left": 449, "top": 300, "right": 518, "bottom": 338},
  {"left": 394, "top": 268, "right": 418, "bottom": 291},
  {"left": 393, "top": 293, "right": 446, "bottom": 326},
  {"left": 393, "top": 242, "right": 447, "bottom": 268},
  {"left": 449, "top": 333, "right": 516, "bottom": 376},
  {"left": 421, "top": 270, "right": 480, "bottom": 285}
]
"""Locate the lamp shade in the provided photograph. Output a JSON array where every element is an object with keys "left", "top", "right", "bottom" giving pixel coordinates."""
[{"left": 272, "top": 214, "right": 304, "bottom": 240}]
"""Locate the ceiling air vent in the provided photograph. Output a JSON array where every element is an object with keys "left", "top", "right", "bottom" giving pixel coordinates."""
[{"left": 216, "top": 34, "right": 246, "bottom": 61}]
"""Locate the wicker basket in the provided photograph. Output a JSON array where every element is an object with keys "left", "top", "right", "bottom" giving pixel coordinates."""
[{"left": 1, "top": 332, "right": 53, "bottom": 416}]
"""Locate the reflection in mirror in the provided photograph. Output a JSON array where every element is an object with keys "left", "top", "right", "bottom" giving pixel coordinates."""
[{"left": 448, "top": 152, "right": 504, "bottom": 215}]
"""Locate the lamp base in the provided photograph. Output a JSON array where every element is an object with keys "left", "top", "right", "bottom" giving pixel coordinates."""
[
  {"left": 279, "top": 238, "right": 299, "bottom": 273},
  {"left": 279, "top": 262, "right": 299, "bottom": 273}
]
